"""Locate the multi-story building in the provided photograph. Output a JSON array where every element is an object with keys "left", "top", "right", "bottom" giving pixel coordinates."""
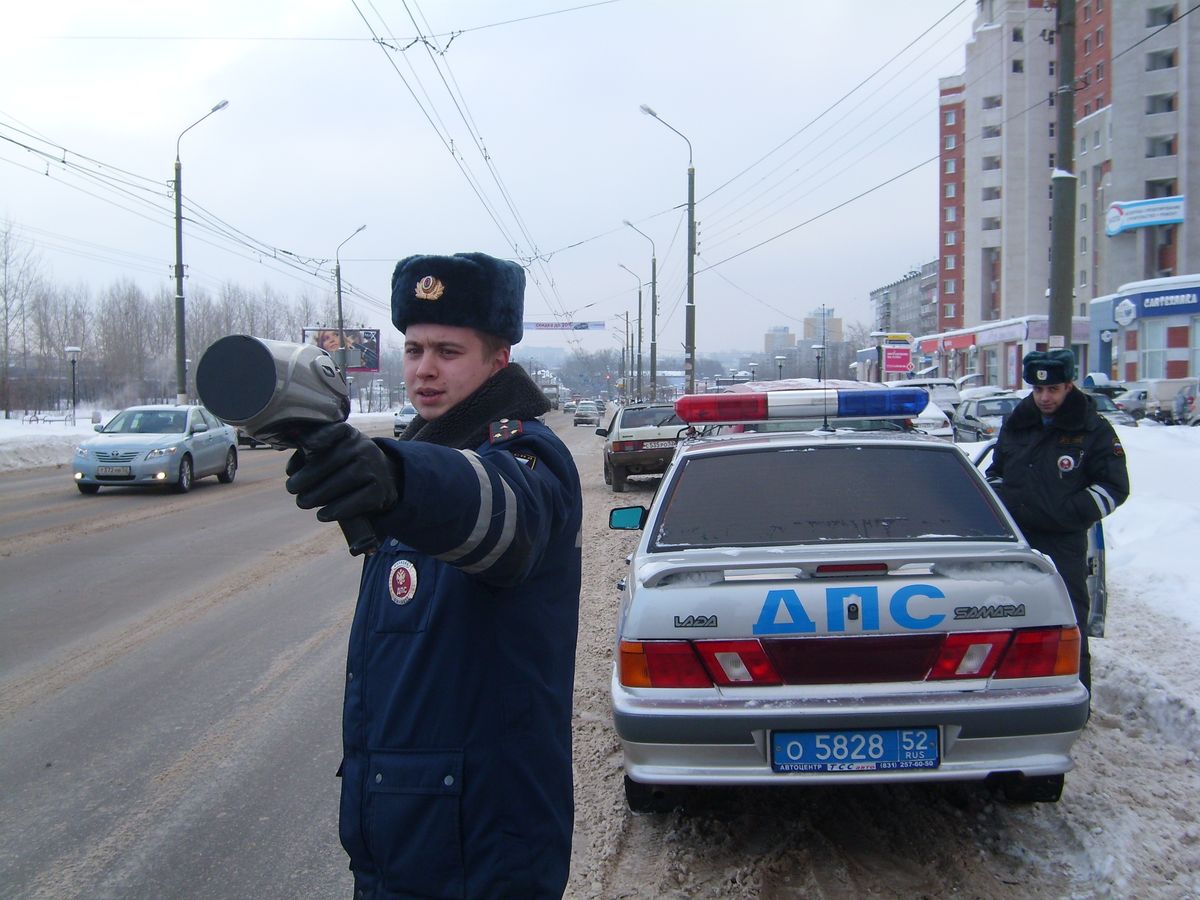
[
  {"left": 871, "top": 268, "right": 932, "bottom": 339},
  {"left": 1077, "top": 0, "right": 1199, "bottom": 380},
  {"left": 925, "top": 1, "right": 1115, "bottom": 385}
]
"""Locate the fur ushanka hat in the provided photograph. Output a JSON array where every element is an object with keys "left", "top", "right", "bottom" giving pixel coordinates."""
[{"left": 391, "top": 252, "right": 525, "bottom": 344}]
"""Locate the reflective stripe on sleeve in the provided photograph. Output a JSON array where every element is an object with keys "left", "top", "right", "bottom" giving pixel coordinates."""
[
  {"left": 436, "top": 450, "right": 493, "bottom": 563},
  {"left": 461, "top": 476, "right": 517, "bottom": 575},
  {"left": 1087, "top": 484, "right": 1116, "bottom": 517}
]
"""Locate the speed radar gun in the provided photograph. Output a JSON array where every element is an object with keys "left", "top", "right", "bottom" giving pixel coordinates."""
[{"left": 195, "top": 334, "right": 378, "bottom": 557}]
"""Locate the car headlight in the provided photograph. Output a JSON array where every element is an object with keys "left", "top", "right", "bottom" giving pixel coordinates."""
[
  {"left": 146, "top": 445, "right": 180, "bottom": 460},
  {"left": 75, "top": 446, "right": 88, "bottom": 458}
]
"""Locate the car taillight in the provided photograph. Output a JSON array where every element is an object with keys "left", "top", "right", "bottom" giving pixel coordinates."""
[
  {"left": 619, "top": 641, "right": 711, "bottom": 688},
  {"left": 611, "top": 440, "right": 639, "bottom": 452},
  {"left": 994, "top": 626, "right": 1079, "bottom": 678},
  {"left": 692, "top": 640, "right": 782, "bottom": 686},
  {"left": 928, "top": 631, "right": 1011, "bottom": 679}
]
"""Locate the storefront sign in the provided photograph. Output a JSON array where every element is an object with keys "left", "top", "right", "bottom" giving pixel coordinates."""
[{"left": 884, "top": 346, "right": 913, "bottom": 373}]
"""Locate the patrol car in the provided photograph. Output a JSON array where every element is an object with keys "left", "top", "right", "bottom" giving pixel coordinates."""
[{"left": 608, "top": 386, "right": 1089, "bottom": 812}]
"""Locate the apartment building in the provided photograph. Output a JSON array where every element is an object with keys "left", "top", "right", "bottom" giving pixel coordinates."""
[{"left": 1078, "top": 1, "right": 1199, "bottom": 379}]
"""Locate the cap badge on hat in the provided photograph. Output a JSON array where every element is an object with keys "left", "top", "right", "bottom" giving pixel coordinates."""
[
  {"left": 1037, "top": 369, "right": 1048, "bottom": 381},
  {"left": 415, "top": 275, "right": 445, "bottom": 301}
]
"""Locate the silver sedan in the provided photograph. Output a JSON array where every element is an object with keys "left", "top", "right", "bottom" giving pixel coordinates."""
[{"left": 72, "top": 405, "right": 238, "bottom": 494}]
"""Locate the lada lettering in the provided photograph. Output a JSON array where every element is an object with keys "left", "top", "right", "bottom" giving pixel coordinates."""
[
  {"left": 754, "top": 585, "right": 946, "bottom": 635},
  {"left": 953, "top": 604, "right": 1027, "bottom": 620},
  {"left": 673, "top": 614, "right": 718, "bottom": 628}
]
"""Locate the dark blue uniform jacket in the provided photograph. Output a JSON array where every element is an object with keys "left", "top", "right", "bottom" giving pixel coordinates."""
[{"left": 339, "top": 419, "right": 581, "bottom": 899}]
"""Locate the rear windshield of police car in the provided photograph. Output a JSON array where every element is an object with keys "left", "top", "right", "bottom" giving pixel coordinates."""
[{"left": 650, "top": 444, "right": 1013, "bottom": 549}]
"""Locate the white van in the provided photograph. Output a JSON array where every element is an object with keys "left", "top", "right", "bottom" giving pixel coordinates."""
[{"left": 888, "top": 377, "right": 961, "bottom": 411}]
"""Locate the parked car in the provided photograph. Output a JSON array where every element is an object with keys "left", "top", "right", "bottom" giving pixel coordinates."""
[
  {"left": 1080, "top": 373, "right": 1127, "bottom": 400},
  {"left": 958, "top": 385, "right": 1009, "bottom": 403},
  {"left": 883, "top": 385, "right": 953, "bottom": 440},
  {"left": 573, "top": 400, "right": 600, "bottom": 427},
  {"left": 1084, "top": 391, "right": 1137, "bottom": 428},
  {"left": 607, "top": 385, "right": 1087, "bottom": 812},
  {"left": 596, "top": 402, "right": 685, "bottom": 493},
  {"left": 393, "top": 403, "right": 418, "bottom": 437},
  {"left": 951, "top": 393, "right": 1022, "bottom": 442},
  {"left": 1114, "top": 378, "right": 1193, "bottom": 422},
  {"left": 72, "top": 405, "right": 238, "bottom": 494},
  {"left": 890, "top": 377, "right": 961, "bottom": 411}
]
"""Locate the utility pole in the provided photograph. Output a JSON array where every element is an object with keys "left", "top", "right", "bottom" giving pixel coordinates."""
[
  {"left": 1048, "top": 0, "right": 1077, "bottom": 349},
  {"left": 685, "top": 163, "right": 696, "bottom": 394}
]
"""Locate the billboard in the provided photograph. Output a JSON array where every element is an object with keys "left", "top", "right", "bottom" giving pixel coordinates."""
[
  {"left": 522, "top": 321, "right": 607, "bottom": 331},
  {"left": 302, "top": 327, "right": 381, "bottom": 373}
]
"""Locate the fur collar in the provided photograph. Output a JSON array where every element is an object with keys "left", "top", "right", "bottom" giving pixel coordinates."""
[{"left": 398, "top": 364, "right": 550, "bottom": 449}]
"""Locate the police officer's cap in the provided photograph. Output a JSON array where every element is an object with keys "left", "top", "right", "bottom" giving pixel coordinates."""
[
  {"left": 1022, "top": 349, "right": 1076, "bottom": 386},
  {"left": 391, "top": 253, "right": 525, "bottom": 345}
]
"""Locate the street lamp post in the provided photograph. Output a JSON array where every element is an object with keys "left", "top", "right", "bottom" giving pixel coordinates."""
[
  {"left": 66, "top": 345, "right": 81, "bottom": 424},
  {"left": 334, "top": 224, "right": 368, "bottom": 372},
  {"left": 623, "top": 220, "right": 657, "bottom": 399},
  {"left": 174, "top": 99, "right": 229, "bottom": 406},
  {"left": 775, "top": 355, "right": 786, "bottom": 381},
  {"left": 618, "top": 263, "right": 643, "bottom": 400},
  {"left": 749, "top": 362, "right": 757, "bottom": 381},
  {"left": 640, "top": 104, "right": 696, "bottom": 394},
  {"left": 812, "top": 345, "right": 826, "bottom": 382}
]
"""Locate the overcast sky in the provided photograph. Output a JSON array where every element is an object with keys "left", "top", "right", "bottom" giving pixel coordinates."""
[{"left": 1, "top": 1, "right": 980, "bottom": 358}]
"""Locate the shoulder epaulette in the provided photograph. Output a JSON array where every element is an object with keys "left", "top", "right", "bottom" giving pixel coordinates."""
[{"left": 488, "top": 418, "right": 525, "bottom": 445}]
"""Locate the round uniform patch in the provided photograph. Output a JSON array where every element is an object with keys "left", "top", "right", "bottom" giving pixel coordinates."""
[
  {"left": 388, "top": 560, "right": 418, "bottom": 605},
  {"left": 1057, "top": 454, "right": 1076, "bottom": 473}
]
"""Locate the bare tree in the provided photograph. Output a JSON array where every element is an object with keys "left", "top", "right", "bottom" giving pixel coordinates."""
[{"left": 1, "top": 221, "right": 42, "bottom": 416}]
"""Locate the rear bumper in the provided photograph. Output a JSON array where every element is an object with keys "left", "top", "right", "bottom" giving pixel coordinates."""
[
  {"left": 607, "top": 447, "right": 675, "bottom": 474},
  {"left": 613, "top": 671, "right": 1088, "bottom": 785}
]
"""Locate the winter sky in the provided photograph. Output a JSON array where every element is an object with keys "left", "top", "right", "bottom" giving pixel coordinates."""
[{"left": 0, "top": 1, "right": 990, "bottom": 358}]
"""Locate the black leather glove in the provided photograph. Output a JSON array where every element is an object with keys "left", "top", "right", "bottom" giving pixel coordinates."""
[{"left": 285, "top": 422, "right": 399, "bottom": 523}]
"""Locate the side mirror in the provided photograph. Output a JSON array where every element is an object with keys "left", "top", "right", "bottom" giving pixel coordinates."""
[
  {"left": 595, "top": 427, "right": 608, "bottom": 437},
  {"left": 192, "top": 422, "right": 209, "bottom": 434},
  {"left": 93, "top": 424, "right": 104, "bottom": 432},
  {"left": 609, "top": 506, "right": 648, "bottom": 530}
]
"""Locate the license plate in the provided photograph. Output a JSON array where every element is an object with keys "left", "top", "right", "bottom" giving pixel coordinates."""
[
  {"left": 771, "top": 727, "right": 939, "bottom": 772},
  {"left": 96, "top": 465, "right": 131, "bottom": 476},
  {"left": 642, "top": 440, "right": 676, "bottom": 450}
]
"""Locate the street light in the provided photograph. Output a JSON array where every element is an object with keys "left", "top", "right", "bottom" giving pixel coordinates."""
[
  {"left": 174, "top": 99, "right": 229, "bottom": 406},
  {"left": 749, "top": 362, "right": 758, "bottom": 381},
  {"left": 640, "top": 104, "right": 696, "bottom": 394},
  {"left": 623, "top": 220, "right": 658, "bottom": 399},
  {"left": 618, "top": 263, "right": 643, "bottom": 400},
  {"left": 812, "top": 344, "right": 826, "bottom": 382},
  {"left": 335, "top": 224, "right": 368, "bottom": 372},
  {"left": 66, "top": 345, "right": 81, "bottom": 424},
  {"left": 775, "top": 354, "right": 786, "bottom": 380}
]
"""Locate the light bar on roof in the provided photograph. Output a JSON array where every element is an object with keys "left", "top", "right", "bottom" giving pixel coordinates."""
[{"left": 674, "top": 388, "right": 929, "bottom": 425}]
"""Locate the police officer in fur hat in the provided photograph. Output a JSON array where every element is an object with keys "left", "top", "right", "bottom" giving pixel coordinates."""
[
  {"left": 986, "top": 349, "right": 1129, "bottom": 699},
  {"left": 285, "top": 253, "right": 582, "bottom": 898}
]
